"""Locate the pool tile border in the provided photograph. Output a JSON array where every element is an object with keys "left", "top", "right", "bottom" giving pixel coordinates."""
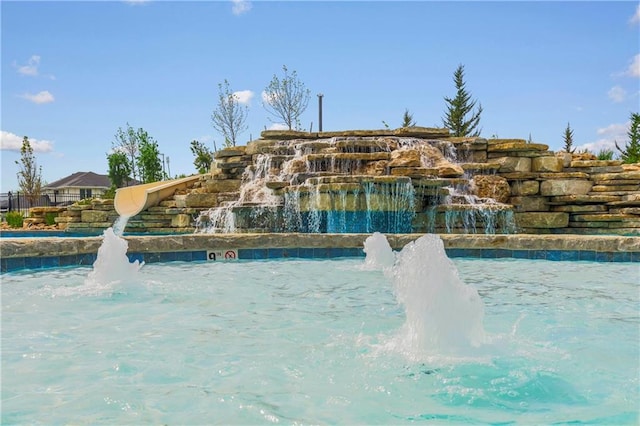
[
  {"left": 2, "top": 233, "right": 639, "bottom": 273},
  {"left": 2, "top": 246, "right": 639, "bottom": 273}
]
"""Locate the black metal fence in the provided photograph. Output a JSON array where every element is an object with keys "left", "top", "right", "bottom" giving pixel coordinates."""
[{"left": 0, "top": 192, "right": 83, "bottom": 214}]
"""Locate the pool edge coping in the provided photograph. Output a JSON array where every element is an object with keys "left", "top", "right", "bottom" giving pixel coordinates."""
[{"left": 2, "top": 233, "right": 639, "bottom": 272}]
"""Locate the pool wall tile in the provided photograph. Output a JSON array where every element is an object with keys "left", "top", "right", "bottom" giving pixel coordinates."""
[
  {"left": 611, "top": 252, "right": 629, "bottom": 262},
  {"left": 531, "top": 250, "right": 547, "bottom": 260},
  {"left": 78, "top": 253, "right": 97, "bottom": 266},
  {"left": 494, "top": 249, "right": 513, "bottom": 258},
  {"left": 631, "top": 251, "right": 640, "bottom": 263},
  {"left": 192, "top": 250, "right": 208, "bottom": 261},
  {"left": 253, "top": 249, "right": 268, "bottom": 260},
  {"left": 560, "top": 251, "right": 581, "bottom": 261},
  {"left": 446, "top": 248, "right": 469, "bottom": 258},
  {"left": 546, "top": 251, "right": 563, "bottom": 261},
  {"left": 24, "top": 256, "right": 42, "bottom": 270},
  {"left": 313, "top": 248, "right": 331, "bottom": 258},
  {"left": 237, "top": 249, "right": 252, "bottom": 259},
  {"left": 281, "top": 248, "right": 298, "bottom": 258},
  {"left": 298, "top": 248, "right": 315, "bottom": 258},
  {"left": 480, "top": 249, "right": 497, "bottom": 258},
  {"left": 41, "top": 256, "right": 59, "bottom": 268},
  {"left": 512, "top": 250, "right": 530, "bottom": 259},
  {"left": 59, "top": 255, "right": 79, "bottom": 267},
  {"left": 595, "top": 252, "right": 614, "bottom": 262},
  {"left": 174, "top": 251, "right": 193, "bottom": 262},
  {"left": 127, "top": 253, "right": 145, "bottom": 264},
  {"left": 328, "top": 248, "right": 345, "bottom": 258},
  {"left": 145, "top": 252, "right": 162, "bottom": 263},
  {"left": 158, "top": 252, "right": 176, "bottom": 263},
  {"left": 579, "top": 251, "right": 596, "bottom": 262},
  {"left": 268, "top": 248, "right": 284, "bottom": 259},
  {"left": 6, "top": 257, "right": 25, "bottom": 271},
  {"left": 347, "top": 247, "right": 365, "bottom": 257}
]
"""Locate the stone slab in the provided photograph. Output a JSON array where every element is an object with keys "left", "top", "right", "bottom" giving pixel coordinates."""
[
  {"left": 540, "top": 180, "right": 593, "bottom": 196},
  {"left": 515, "top": 212, "right": 569, "bottom": 228}
]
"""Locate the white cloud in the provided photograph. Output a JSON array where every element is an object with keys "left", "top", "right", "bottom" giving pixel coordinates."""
[
  {"left": 607, "top": 85, "right": 627, "bottom": 103},
  {"left": 231, "top": 0, "right": 252, "bottom": 16},
  {"left": 0, "top": 131, "right": 54, "bottom": 153},
  {"left": 624, "top": 54, "right": 640, "bottom": 78},
  {"left": 576, "top": 121, "right": 630, "bottom": 154},
  {"left": 19, "top": 91, "right": 55, "bottom": 104},
  {"left": 630, "top": 4, "right": 640, "bottom": 25},
  {"left": 15, "top": 55, "right": 40, "bottom": 76},
  {"left": 268, "top": 123, "right": 289, "bottom": 131},
  {"left": 233, "top": 90, "right": 254, "bottom": 105}
]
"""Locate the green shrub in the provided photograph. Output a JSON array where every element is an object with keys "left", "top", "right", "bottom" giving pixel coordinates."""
[
  {"left": 597, "top": 148, "right": 614, "bottom": 161},
  {"left": 6, "top": 211, "right": 24, "bottom": 228},
  {"left": 102, "top": 187, "right": 116, "bottom": 199},
  {"left": 74, "top": 198, "right": 94, "bottom": 206},
  {"left": 44, "top": 212, "right": 57, "bottom": 226}
]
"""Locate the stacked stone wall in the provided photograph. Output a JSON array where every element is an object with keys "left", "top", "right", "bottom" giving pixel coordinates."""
[{"left": 17, "top": 128, "right": 638, "bottom": 236}]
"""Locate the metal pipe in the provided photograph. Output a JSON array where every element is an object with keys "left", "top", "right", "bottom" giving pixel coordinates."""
[{"left": 318, "top": 93, "right": 323, "bottom": 132}]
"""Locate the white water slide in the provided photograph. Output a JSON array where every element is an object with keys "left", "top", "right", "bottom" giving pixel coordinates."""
[{"left": 114, "top": 175, "right": 200, "bottom": 217}]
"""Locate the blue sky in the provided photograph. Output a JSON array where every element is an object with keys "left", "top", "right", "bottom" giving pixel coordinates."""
[{"left": 2, "top": 0, "right": 639, "bottom": 192}]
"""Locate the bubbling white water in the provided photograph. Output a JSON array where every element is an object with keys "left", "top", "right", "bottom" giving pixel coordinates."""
[
  {"left": 361, "top": 231, "right": 395, "bottom": 273},
  {"left": 84, "top": 217, "right": 143, "bottom": 290},
  {"left": 364, "top": 233, "right": 488, "bottom": 359}
]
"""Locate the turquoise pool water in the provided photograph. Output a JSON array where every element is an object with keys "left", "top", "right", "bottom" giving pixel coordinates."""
[{"left": 1, "top": 234, "right": 639, "bottom": 424}]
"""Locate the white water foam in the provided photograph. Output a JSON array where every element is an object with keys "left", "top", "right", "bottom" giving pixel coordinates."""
[
  {"left": 84, "top": 217, "right": 143, "bottom": 292},
  {"left": 361, "top": 232, "right": 395, "bottom": 273},
  {"left": 364, "top": 233, "right": 489, "bottom": 361}
]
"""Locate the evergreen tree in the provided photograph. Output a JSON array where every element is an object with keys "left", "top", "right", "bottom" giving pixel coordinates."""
[
  {"left": 401, "top": 109, "right": 416, "bottom": 127},
  {"left": 442, "top": 64, "right": 483, "bottom": 137},
  {"left": 563, "top": 122, "right": 576, "bottom": 154},
  {"left": 615, "top": 112, "right": 640, "bottom": 164}
]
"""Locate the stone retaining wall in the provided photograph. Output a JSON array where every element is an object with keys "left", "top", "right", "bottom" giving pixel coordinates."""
[{"left": 18, "top": 128, "right": 640, "bottom": 236}]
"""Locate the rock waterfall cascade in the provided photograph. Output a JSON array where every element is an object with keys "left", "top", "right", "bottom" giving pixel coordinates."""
[{"left": 195, "top": 128, "right": 516, "bottom": 234}]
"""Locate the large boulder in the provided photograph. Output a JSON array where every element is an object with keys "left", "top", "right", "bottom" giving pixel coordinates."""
[
  {"left": 471, "top": 175, "right": 511, "bottom": 203},
  {"left": 388, "top": 149, "right": 422, "bottom": 168}
]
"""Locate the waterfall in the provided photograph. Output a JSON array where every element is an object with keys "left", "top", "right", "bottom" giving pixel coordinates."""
[{"left": 196, "top": 135, "right": 515, "bottom": 235}]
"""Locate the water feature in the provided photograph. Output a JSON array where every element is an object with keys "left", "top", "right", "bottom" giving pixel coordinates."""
[
  {"left": 196, "top": 135, "right": 516, "bottom": 234},
  {"left": 2, "top": 230, "right": 638, "bottom": 424}
]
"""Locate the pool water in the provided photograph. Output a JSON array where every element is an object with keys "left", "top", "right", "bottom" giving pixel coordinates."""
[{"left": 1, "top": 234, "right": 639, "bottom": 424}]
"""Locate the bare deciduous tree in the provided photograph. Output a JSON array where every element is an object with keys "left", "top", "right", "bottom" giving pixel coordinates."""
[
  {"left": 262, "top": 65, "right": 310, "bottom": 131},
  {"left": 211, "top": 79, "right": 248, "bottom": 147},
  {"left": 113, "top": 123, "right": 140, "bottom": 181},
  {"left": 15, "top": 136, "right": 43, "bottom": 203}
]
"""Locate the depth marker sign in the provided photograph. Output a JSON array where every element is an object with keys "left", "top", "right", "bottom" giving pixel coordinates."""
[{"left": 207, "top": 249, "right": 238, "bottom": 261}]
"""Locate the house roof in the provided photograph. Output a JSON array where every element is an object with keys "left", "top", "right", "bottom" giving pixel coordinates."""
[{"left": 45, "top": 171, "right": 111, "bottom": 189}]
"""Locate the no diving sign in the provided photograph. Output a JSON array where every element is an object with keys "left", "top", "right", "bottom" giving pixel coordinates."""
[{"left": 207, "top": 249, "right": 238, "bottom": 261}]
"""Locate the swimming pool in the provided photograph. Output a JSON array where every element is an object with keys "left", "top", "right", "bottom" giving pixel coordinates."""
[{"left": 2, "top": 233, "right": 638, "bottom": 424}]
